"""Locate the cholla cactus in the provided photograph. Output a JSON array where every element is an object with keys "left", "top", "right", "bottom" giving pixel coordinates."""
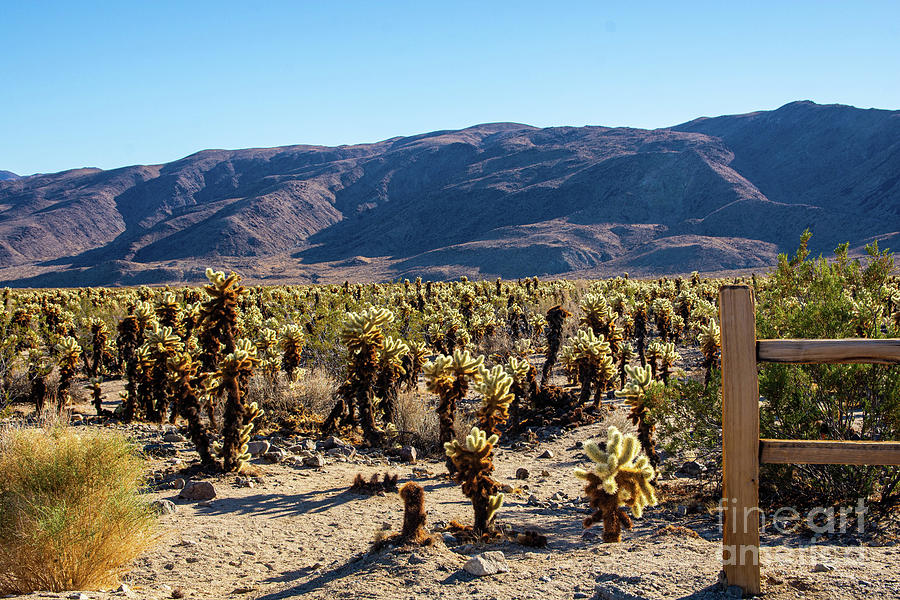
[
  {"left": 475, "top": 365, "right": 514, "bottom": 436},
  {"left": 658, "top": 341, "right": 680, "bottom": 384},
  {"left": 541, "top": 304, "right": 571, "bottom": 385},
  {"left": 255, "top": 327, "right": 280, "bottom": 383},
  {"left": 580, "top": 293, "right": 609, "bottom": 336},
  {"left": 339, "top": 307, "right": 395, "bottom": 446},
  {"left": 155, "top": 291, "right": 182, "bottom": 336},
  {"left": 698, "top": 320, "right": 720, "bottom": 384},
  {"left": 615, "top": 365, "right": 661, "bottom": 469},
  {"left": 504, "top": 356, "right": 537, "bottom": 431},
  {"left": 632, "top": 301, "right": 648, "bottom": 367},
  {"left": 445, "top": 426, "right": 505, "bottom": 533},
  {"left": 199, "top": 268, "right": 246, "bottom": 368},
  {"left": 142, "top": 324, "right": 184, "bottom": 422},
  {"left": 400, "top": 340, "right": 428, "bottom": 390},
  {"left": 85, "top": 376, "right": 105, "bottom": 416},
  {"left": 575, "top": 426, "right": 657, "bottom": 542},
  {"left": 645, "top": 339, "right": 663, "bottom": 380},
  {"left": 651, "top": 298, "right": 674, "bottom": 342},
  {"left": 216, "top": 341, "right": 262, "bottom": 472},
  {"left": 279, "top": 324, "right": 305, "bottom": 382},
  {"left": 55, "top": 336, "right": 82, "bottom": 411},
  {"left": 167, "top": 351, "right": 215, "bottom": 466},
  {"left": 375, "top": 336, "right": 409, "bottom": 423},
  {"left": 424, "top": 349, "right": 484, "bottom": 469},
  {"left": 570, "top": 329, "right": 614, "bottom": 407}
]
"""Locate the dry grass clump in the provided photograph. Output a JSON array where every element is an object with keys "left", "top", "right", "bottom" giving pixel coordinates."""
[{"left": 0, "top": 426, "right": 157, "bottom": 593}]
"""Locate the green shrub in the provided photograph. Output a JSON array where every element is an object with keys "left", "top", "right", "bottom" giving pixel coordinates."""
[
  {"left": 0, "top": 426, "right": 157, "bottom": 593},
  {"left": 755, "top": 233, "right": 900, "bottom": 506}
]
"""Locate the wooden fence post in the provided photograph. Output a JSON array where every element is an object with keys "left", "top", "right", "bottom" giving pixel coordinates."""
[{"left": 719, "top": 285, "right": 762, "bottom": 594}]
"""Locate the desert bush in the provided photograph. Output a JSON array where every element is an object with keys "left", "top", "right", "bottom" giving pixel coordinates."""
[
  {"left": 756, "top": 235, "right": 900, "bottom": 506},
  {"left": 0, "top": 426, "right": 156, "bottom": 593}
]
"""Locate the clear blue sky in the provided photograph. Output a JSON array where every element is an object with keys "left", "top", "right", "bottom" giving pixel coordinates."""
[{"left": 2, "top": 0, "right": 898, "bottom": 175}]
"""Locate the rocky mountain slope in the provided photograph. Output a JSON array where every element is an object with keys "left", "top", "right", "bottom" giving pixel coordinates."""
[{"left": 1, "top": 101, "right": 897, "bottom": 287}]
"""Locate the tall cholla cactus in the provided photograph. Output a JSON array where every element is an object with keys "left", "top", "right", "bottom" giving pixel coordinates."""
[
  {"left": 504, "top": 356, "right": 537, "bottom": 430},
  {"left": 279, "top": 324, "right": 305, "bottom": 382},
  {"left": 632, "top": 301, "right": 648, "bottom": 367},
  {"left": 575, "top": 426, "right": 657, "bottom": 542},
  {"left": 658, "top": 341, "right": 680, "bottom": 384},
  {"left": 142, "top": 324, "right": 184, "bottom": 422},
  {"left": 698, "top": 320, "right": 720, "bottom": 385},
  {"left": 216, "top": 340, "right": 262, "bottom": 472},
  {"left": 424, "top": 349, "right": 484, "bottom": 472},
  {"left": 341, "top": 306, "right": 394, "bottom": 446},
  {"left": 645, "top": 339, "right": 663, "bottom": 380},
  {"left": 155, "top": 291, "right": 182, "bottom": 336},
  {"left": 255, "top": 327, "right": 280, "bottom": 383},
  {"left": 445, "top": 426, "right": 504, "bottom": 533},
  {"left": 579, "top": 293, "right": 609, "bottom": 336},
  {"left": 571, "top": 329, "right": 615, "bottom": 408},
  {"left": 167, "top": 351, "right": 215, "bottom": 467},
  {"left": 375, "top": 336, "right": 409, "bottom": 424},
  {"left": 615, "top": 365, "right": 661, "bottom": 469},
  {"left": 55, "top": 336, "right": 82, "bottom": 411},
  {"left": 541, "top": 304, "right": 571, "bottom": 385},
  {"left": 475, "top": 365, "right": 514, "bottom": 436},
  {"left": 400, "top": 340, "right": 428, "bottom": 391}
]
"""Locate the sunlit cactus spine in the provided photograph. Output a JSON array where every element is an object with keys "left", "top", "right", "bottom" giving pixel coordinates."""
[
  {"left": 155, "top": 291, "right": 183, "bottom": 337},
  {"left": 615, "top": 365, "right": 661, "bottom": 469},
  {"left": 141, "top": 324, "right": 184, "bottom": 423},
  {"left": 424, "top": 348, "right": 484, "bottom": 472},
  {"left": 475, "top": 365, "right": 514, "bottom": 437},
  {"left": 575, "top": 426, "right": 657, "bottom": 542},
  {"left": 444, "top": 426, "right": 504, "bottom": 534},
  {"left": 570, "top": 329, "right": 613, "bottom": 407}
]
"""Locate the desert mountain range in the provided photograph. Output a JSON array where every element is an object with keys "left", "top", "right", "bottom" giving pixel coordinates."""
[{"left": 1, "top": 100, "right": 897, "bottom": 287}]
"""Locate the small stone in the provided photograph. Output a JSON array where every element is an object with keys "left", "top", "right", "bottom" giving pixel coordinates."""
[
  {"left": 515, "top": 467, "right": 530, "bottom": 480},
  {"left": 408, "top": 552, "right": 426, "bottom": 564},
  {"left": 540, "top": 470, "right": 550, "bottom": 477},
  {"left": 318, "top": 435, "right": 347, "bottom": 451},
  {"left": 246, "top": 440, "right": 270, "bottom": 456},
  {"left": 813, "top": 562, "right": 835, "bottom": 573},
  {"left": 231, "top": 586, "right": 257, "bottom": 594},
  {"left": 170, "top": 589, "right": 185, "bottom": 599},
  {"left": 179, "top": 481, "right": 216, "bottom": 501},
  {"left": 678, "top": 460, "right": 705, "bottom": 477},
  {"left": 413, "top": 466, "right": 431, "bottom": 477},
  {"left": 540, "top": 575, "right": 552, "bottom": 582},
  {"left": 263, "top": 448, "right": 289, "bottom": 463},
  {"left": 574, "top": 593, "right": 589, "bottom": 599},
  {"left": 117, "top": 583, "right": 137, "bottom": 598},
  {"left": 463, "top": 551, "right": 509, "bottom": 577},
  {"left": 501, "top": 484, "right": 514, "bottom": 493},
  {"left": 289, "top": 439, "right": 316, "bottom": 453},
  {"left": 151, "top": 499, "right": 177, "bottom": 515},
  {"left": 302, "top": 454, "right": 326, "bottom": 468},
  {"left": 163, "top": 432, "right": 186, "bottom": 443},
  {"left": 68, "top": 594, "right": 89, "bottom": 600},
  {"left": 399, "top": 445, "right": 417, "bottom": 464},
  {"left": 163, "top": 562, "right": 175, "bottom": 570},
  {"left": 527, "top": 494, "right": 542, "bottom": 506},
  {"left": 442, "top": 532, "right": 458, "bottom": 544},
  {"left": 171, "top": 478, "right": 186, "bottom": 489},
  {"left": 197, "top": 500, "right": 213, "bottom": 507},
  {"left": 143, "top": 442, "right": 177, "bottom": 457},
  {"left": 538, "top": 449, "right": 554, "bottom": 459}
]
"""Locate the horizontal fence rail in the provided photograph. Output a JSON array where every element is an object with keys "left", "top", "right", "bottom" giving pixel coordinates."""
[
  {"left": 760, "top": 439, "right": 900, "bottom": 465},
  {"left": 757, "top": 338, "right": 900, "bottom": 364}
]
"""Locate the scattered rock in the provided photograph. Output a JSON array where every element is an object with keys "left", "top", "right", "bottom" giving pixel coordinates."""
[
  {"left": 574, "top": 593, "right": 589, "bottom": 599},
  {"left": 515, "top": 467, "right": 530, "bottom": 480},
  {"left": 143, "top": 442, "right": 177, "bottom": 457},
  {"left": 501, "top": 484, "right": 515, "bottom": 493},
  {"left": 263, "top": 448, "right": 289, "bottom": 463},
  {"left": 813, "top": 562, "right": 835, "bottom": 573},
  {"left": 151, "top": 499, "right": 177, "bottom": 515},
  {"left": 538, "top": 449, "right": 554, "bottom": 459},
  {"left": 289, "top": 439, "right": 316, "bottom": 453},
  {"left": 527, "top": 494, "right": 542, "bottom": 506},
  {"left": 318, "top": 436, "right": 347, "bottom": 451},
  {"left": 463, "top": 551, "right": 509, "bottom": 576},
  {"left": 442, "top": 532, "right": 458, "bottom": 545},
  {"left": 179, "top": 481, "right": 216, "bottom": 501},
  {"left": 408, "top": 552, "right": 426, "bottom": 564},
  {"left": 116, "top": 583, "right": 137, "bottom": 598},
  {"left": 399, "top": 445, "right": 417, "bottom": 464},
  {"left": 302, "top": 454, "right": 326, "bottom": 468},
  {"left": 246, "top": 440, "right": 270, "bottom": 456},
  {"left": 678, "top": 460, "right": 705, "bottom": 477},
  {"left": 171, "top": 478, "right": 185, "bottom": 489},
  {"left": 68, "top": 594, "right": 89, "bottom": 600},
  {"left": 163, "top": 432, "right": 186, "bottom": 443},
  {"left": 170, "top": 589, "right": 186, "bottom": 599}
]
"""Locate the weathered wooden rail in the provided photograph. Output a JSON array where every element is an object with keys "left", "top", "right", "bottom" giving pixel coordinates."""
[{"left": 719, "top": 285, "right": 900, "bottom": 595}]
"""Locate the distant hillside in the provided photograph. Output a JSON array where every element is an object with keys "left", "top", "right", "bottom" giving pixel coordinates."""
[
  {"left": 0, "top": 101, "right": 897, "bottom": 287},
  {"left": 0, "top": 170, "right": 18, "bottom": 181}
]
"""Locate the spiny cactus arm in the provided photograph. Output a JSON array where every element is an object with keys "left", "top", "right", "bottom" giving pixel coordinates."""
[{"left": 486, "top": 493, "right": 504, "bottom": 524}]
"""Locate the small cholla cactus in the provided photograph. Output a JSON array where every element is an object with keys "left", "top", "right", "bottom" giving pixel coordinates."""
[
  {"left": 445, "top": 426, "right": 504, "bottom": 533},
  {"left": 575, "top": 426, "right": 657, "bottom": 542},
  {"left": 167, "top": 351, "right": 215, "bottom": 466},
  {"left": 85, "top": 376, "right": 105, "bottom": 416},
  {"left": 216, "top": 341, "right": 262, "bottom": 472},
  {"left": 475, "top": 365, "right": 514, "bottom": 436},
  {"left": 375, "top": 336, "right": 409, "bottom": 423},
  {"left": 400, "top": 340, "right": 428, "bottom": 390},
  {"left": 541, "top": 304, "right": 571, "bottom": 385},
  {"left": 570, "top": 329, "right": 614, "bottom": 407},
  {"left": 615, "top": 365, "right": 661, "bottom": 469}
]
